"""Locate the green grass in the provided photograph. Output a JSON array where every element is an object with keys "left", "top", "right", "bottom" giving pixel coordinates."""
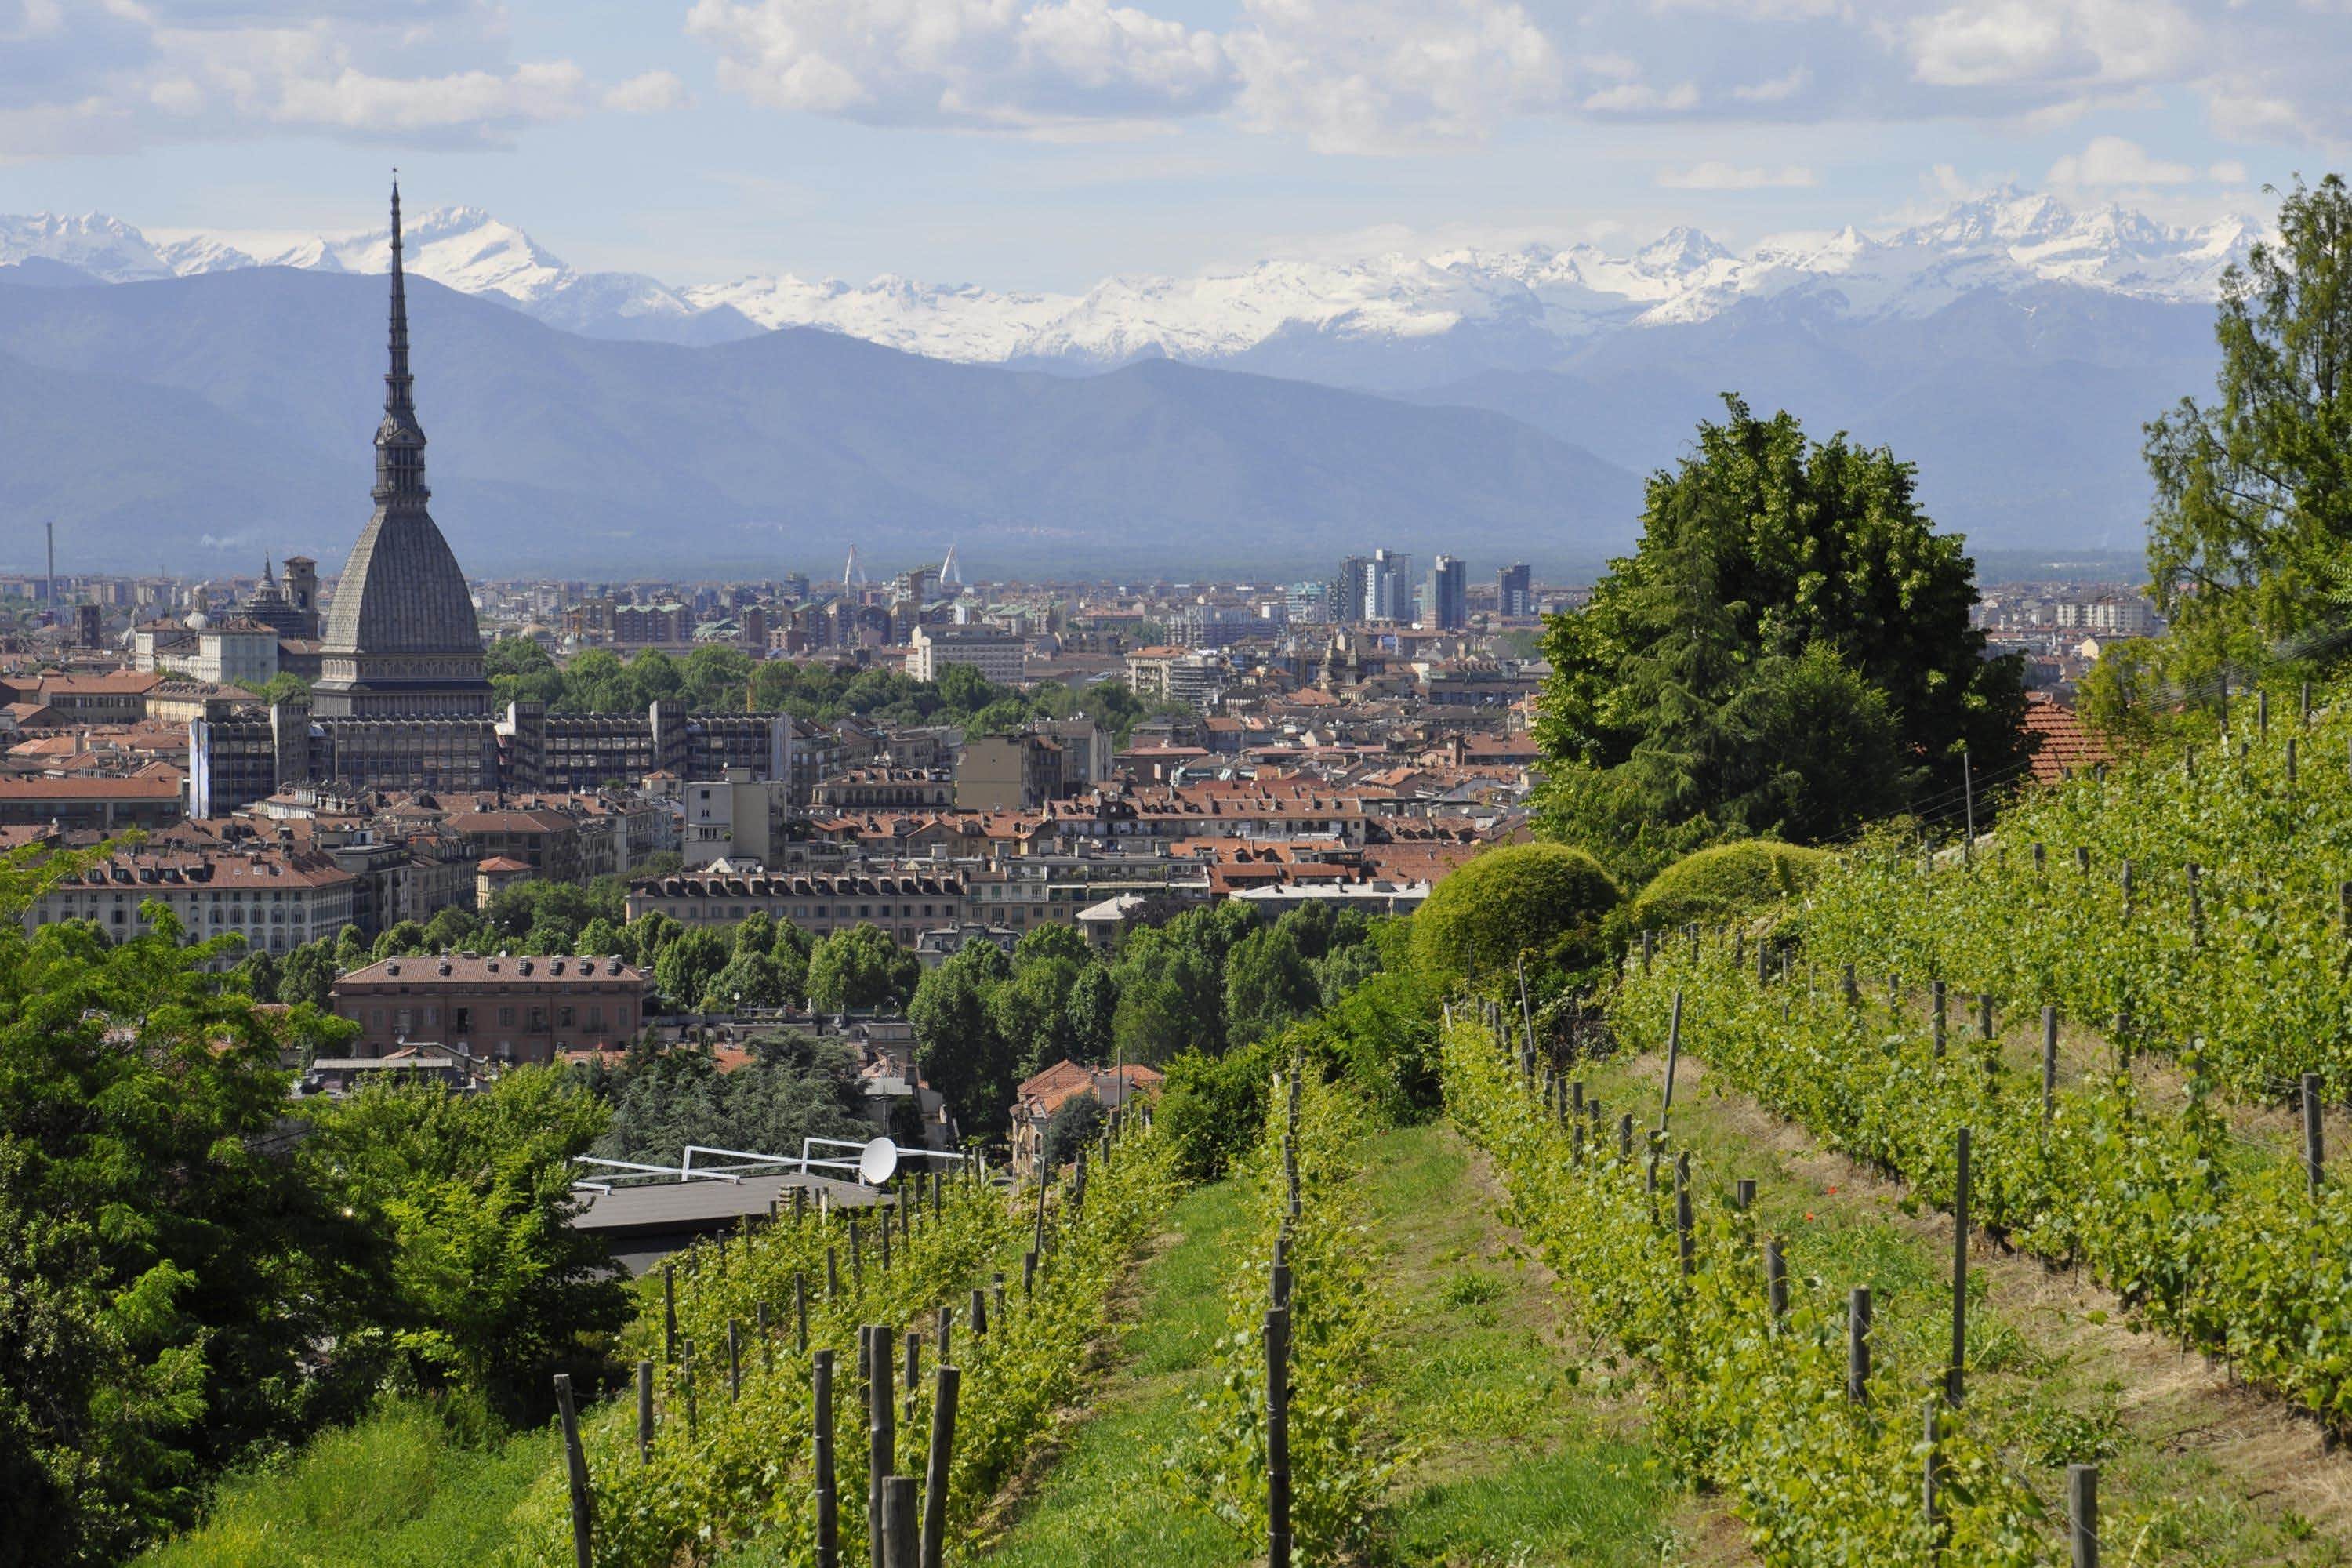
[
  {"left": 137, "top": 1397, "right": 558, "bottom": 1568},
  {"left": 978, "top": 1178, "right": 1255, "bottom": 1568},
  {"left": 1367, "top": 1122, "right": 1679, "bottom": 1568}
]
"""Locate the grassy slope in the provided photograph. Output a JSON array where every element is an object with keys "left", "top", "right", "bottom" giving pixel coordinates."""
[
  {"left": 136, "top": 1399, "right": 559, "bottom": 1568},
  {"left": 985, "top": 1123, "right": 1685, "bottom": 1568},
  {"left": 979, "top": 1178, "right": 1255, "bottom": 1567},
  {"left": 1580, "top": 1048, "right": 2352, "bottom": 1565},
  {"left": 1369, "top": 1122, "right": 1683, "bottom": 1567}
]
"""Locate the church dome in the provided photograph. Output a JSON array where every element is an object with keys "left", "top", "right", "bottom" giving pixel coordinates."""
[
  {"left": 185, "top": 610, "right": 211, "bottom": 631},
  {"left": 321, "top": 514, "right": 481, "bottom": 656}
]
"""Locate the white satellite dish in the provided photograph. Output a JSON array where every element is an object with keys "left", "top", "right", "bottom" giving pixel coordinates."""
[{"left": 857, "top": 1136, "right": 900, "bottom": 1186}]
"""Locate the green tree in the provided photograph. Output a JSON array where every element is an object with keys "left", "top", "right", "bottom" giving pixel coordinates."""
[
  {"left": 909, "top": 946, "right": 1016, "bottom": 1135},
  {"left": 1038, "top": 1091, "right": 1106, "bottom": 1171},
  {"left": 278, "top": 938, "right": 337, "bottom": 1009},
  {"left": 1538, "top": 397, "right": 2024, "bottom": 880},
  {"left": 301, "top": 1069, "right": 626, "bottom": 1403},
  {"left": 652, "top": 927, "right": 729, "bottom": 1013},
  {"left": 989, "top": 956, "right": 1081, "bottom": 1077},
  {"left": 805, "top": 924, "right": 920, "bottom": 1013},
  {"left": 578, "top": 916, "right": 626, "bottom": 961},
  {"left": 2148, "top": 176, "right": 2352, "bottom": 688},
  {"left": 1222, "top": 924, "right": 1317, "bottom": 1046},
  {"left": 423, "top": 905, "right": 481, "bottom": 954},
  {"left": 702, "top": 950, "right": 788, "bottom": 1011},
  {"left": 1065, "top": 963, "right": 1118, "bottom": 1059},
  {"left": 589, "top": 1035, "right": 868, "bottom": 1165},
  {"left": 1012, "top": 922, "right": 1090, "bottom": 971},
  {"left": 332, "top": 924, "right": 368, "bottom": 972},
  {"left": 372, "top": 920, "right": 428, "bottom": 960},
  {"left": 234, "top": 944, "right": 281, "bottom": 1002},
  {"left": 0, "top": 868, "right": 369, "bottom": 1566}
]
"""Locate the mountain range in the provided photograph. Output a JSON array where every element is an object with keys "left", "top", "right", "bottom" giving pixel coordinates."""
[
  {"left": 0, "top": 267, "right": 1637, "bottom": 578},
  {"left": 0, "top": 190, "right": 2254, "bottom": 576}
]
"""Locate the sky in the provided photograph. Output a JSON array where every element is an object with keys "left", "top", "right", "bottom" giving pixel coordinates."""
[{"left": 0, "top": 0, "right": 2343, "bottom": 292}]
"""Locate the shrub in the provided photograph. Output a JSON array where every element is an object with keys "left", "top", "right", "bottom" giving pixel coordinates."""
[
  {"left": 1623, "top": 839, "right": 1826, "bottom": 935},
  {"left": 1156, "top": 1036, "right": 1280, "bottom": 1181},
  {"left": 1409, "top": 842, "right": 1621, "bottom": 993}
]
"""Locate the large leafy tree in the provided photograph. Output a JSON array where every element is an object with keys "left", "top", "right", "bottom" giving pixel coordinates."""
[
  {"left": 805, "top": 924, "right": 921, "bottom": 1013},
  {"left": 909, "top": 946, "right": 1018, "bottom": 1136},
  {"left": 2147, "top": 176, "right": 2352, "bottom": 687},
  {"left": 1538, "top": 397, "right": 2024, "bottom": 880},
  {"left": 0, "top": 863, "right": 368, "bottom": 1566}
]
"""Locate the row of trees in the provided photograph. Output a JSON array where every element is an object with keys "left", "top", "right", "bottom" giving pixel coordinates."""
[{"left": 483, "top": 637, "right": 1181, "bottom": 742}]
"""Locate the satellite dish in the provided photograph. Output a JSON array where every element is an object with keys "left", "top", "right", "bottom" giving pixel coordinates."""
[{"left": 857, "top": 1136, "right": 899, "bottom": 1185}]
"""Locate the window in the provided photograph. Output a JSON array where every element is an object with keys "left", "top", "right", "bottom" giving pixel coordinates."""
[
  {"left": 452, "top": 1007, "right": 471, "bottom": 1034},
  {"left": 371, "top": 1007, "right": 385, "bottom": 1028},
  {"left": 499, "top": 1006, "right": 516, "bottom": 1026},
  {"left": 529, "top": 1007, "right": 548, "bottom": 1032},
  {"left": 558, "top": 1005, "right": 575, "bottom": 1029},
  {"left": 394, "top": 1007, "right": 412, "bottom": 1036},
  {"left": 587, "top": 1005, "right": 604, "bottom": 1030},
  {"left": 423, "top": 1006, "right": 438, "bottom": 1026}
]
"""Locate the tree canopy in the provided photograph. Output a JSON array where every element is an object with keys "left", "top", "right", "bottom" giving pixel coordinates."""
[
  {"left": 2147, "top": 175, "right": 2352, "bottom": 691},
  {"left": 1537, "top": 397, "right": 2024, "bottom": 881},
  {"left": 1408, "top": 842, "right": 1621, "bottom": 994}
]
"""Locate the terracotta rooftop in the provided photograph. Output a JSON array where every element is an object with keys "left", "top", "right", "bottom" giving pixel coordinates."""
[{"left": 2022, "top": 695, "right": 2118, "bottom": 786}]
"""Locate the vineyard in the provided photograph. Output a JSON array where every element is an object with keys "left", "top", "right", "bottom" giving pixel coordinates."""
[{"left": 138, "top": 689, "right": 2352, "bottom": 1566}]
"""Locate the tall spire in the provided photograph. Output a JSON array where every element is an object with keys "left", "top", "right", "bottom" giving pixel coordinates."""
[{"left": 372, "top": 173, "right": 428, "bottom": 506}]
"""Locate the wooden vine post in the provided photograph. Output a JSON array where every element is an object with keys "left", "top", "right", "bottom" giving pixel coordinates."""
[
  {"left": 814, "top": 1349, "right": 838, "bottom": 1568},
  {"left": 1266, "top": 1305, "right": 1292, "bottom": 1568},
  {"left": 554, "top": 1372, "right": 593, "bottom": 1568}
]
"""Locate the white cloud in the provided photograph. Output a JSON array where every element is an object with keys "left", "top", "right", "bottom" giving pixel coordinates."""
[
  {"left": 1582, "top": 79, "right": 1699, "bottom": 112},
  {"left": 2047, "top": 134, "right": 2194, "bottom": 187},
  {"left": 684, "top": 0, "right": 1236, "bottom": 129},
  {"left": 1906, "top": 0, "right": 2196, "bottom": 89},
  {"left": 2209, "top": 158, "right": 2248, "bottom": 184},
  {"left": 604, "top": 70, "right": 688, "bottom": 114},
  {"left": 1657, "top": 160, "right": 1814, "bottom": 189},
  {"left": 1732, "top": 65, "right": 1808, "bottom": 103},
  {"left": 1229, "top": 0, "right": 1566, "bottom": 151},
  {"left": 0, "top": 1, "right": 673, "bottom": 156}
]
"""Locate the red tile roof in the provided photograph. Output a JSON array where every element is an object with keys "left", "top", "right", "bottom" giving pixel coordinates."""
[{"left": 2022, "top": 696, "right": 2118, "bottom": 786}]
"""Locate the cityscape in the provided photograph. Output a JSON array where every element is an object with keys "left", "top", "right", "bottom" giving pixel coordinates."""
[{"left": 5, "top": 3, "right": 2351, "bottom": 1566}]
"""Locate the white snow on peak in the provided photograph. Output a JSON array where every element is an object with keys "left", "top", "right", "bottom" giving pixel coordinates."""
[{"left": 0, "top": 189, "right": 2264, "bottom": 360}]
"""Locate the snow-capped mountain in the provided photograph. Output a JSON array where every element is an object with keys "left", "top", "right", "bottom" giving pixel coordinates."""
[{"left": 0, "top": 188, "right": 2259, "bottom": 373}]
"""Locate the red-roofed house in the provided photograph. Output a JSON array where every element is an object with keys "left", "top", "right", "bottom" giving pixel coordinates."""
[
  {"left": 1008, "top": 1058, "right": 1163, "bottom": 1178},
  {"left": 2021, "top": 695, "right": 2118, "bottom": 786}
]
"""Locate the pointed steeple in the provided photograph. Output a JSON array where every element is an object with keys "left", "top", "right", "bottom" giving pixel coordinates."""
[{"left": 372, "top": 175, "right": 428, "bottom": 506}]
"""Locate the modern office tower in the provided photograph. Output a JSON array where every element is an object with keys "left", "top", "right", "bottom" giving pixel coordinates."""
[{"left": 1427, "top": 554, "right": 1467, "bottom": 629}]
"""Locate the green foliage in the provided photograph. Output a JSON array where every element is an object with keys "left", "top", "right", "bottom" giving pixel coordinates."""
[
  {"left": 136, "top": 1395, "right": 552, "bottom": 1568},
  {"left": 1624, "top": 840, "right": 1828, "bottom": 935},
  {"left": 1300, "top": 921, "right": 1436, "bottom": 1123},
  {"left": 499, "top": 633, "right": 1156, "bottom": 743},
  {"left": 909, "top": 945, "right": 1018, "bottom": 1136},
  {"left": 493, "top": 1112, "right": 1182, "bottom": 1567},
  {"left": 2147, "top": 176, "right": 2352, "bottom": 689},
  {"left": 1444, "top": 1018, "right": 2058, "bottom": 1565},
  {"left": 804, "top": 923, "right": 920, "bottom": 1013},
  {"left": 299, "top": 1069, "right": 628, "bottom": 1405},
  {"left": 0, "top": 866, "right": 368, "bottom": 1566},
  {"left": 1537, "top": 397, "right": 2025, "bottom": 882},
  {"left": 1038, "top": 1091, "right": 1106, "bottom": 1170},
  {"left": 583, "top": 1035, "right": 868, "bottom": 1164},
  {"left": 990, "top": 956, "right": 1082, "bottom": 1078},
  {"left": 372, "top": 920, "right": 429, "bottom": 960},
  {"left": 1171, "top": 1070, "right": 1397, "bottom": 1559},
  {"left": 1616, "top": 885, "right": 2352, "bottom": 1438},
  {"left": 651, "top": 927, "right": 728, "bottom": 1014},
  {"left": 1155, "top": 1036, "right": 1280, "bottom": 1182},
  {"left": 1410, "top": 842, "right": 1621, "bottom": 993},
  {"left": 1221, "top": 923, "right": 1317, "bottom": 1046}
]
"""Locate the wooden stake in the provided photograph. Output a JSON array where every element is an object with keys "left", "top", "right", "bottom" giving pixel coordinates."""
[
  {"left": 1949, "top": 1127, "right": 1970, "bottom": 1407},
  {"left": 919, "top": 1366, "right": 960, "bottom": 1568},
  {"left": 1848, "top": 1287, "right": 1872, "bottom": 1406},
  {"left": 554, "top": 1373, "right": 593, "bottom": 1568},
  {"left": 637, "top": 1358, "right": 653, "bottom": 1464},
  {"left": 2068, "top": 1464, "right": 2099, "bottom": 1568},
  {"left": 814, "top": 1350, "right": 838, "bottom": 1568}
]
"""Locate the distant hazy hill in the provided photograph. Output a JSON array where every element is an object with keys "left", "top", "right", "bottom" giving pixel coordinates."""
[{"left": 0, "top": 268, "right": 1639, "bottom": 579}]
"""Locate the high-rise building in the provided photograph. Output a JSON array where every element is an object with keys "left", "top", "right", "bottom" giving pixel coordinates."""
[
  {"left": 1426, "top": 554, "right": 1467, "bottom": 630},
  {"left": 1369, "top": 549, "right": 1413, "bottom": 622},
  {"left": 1336, "top": 556, "right": 1374, "bottom": 623},
  {"left": 1284, "top": 582, "right": 1335, "bottom": 625},
  {"left": 312, "top": 181, "right": 492, "bottom": 720},
  {"left": 1497, "top": 563, "right": 1533, "bottom": 618}
]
